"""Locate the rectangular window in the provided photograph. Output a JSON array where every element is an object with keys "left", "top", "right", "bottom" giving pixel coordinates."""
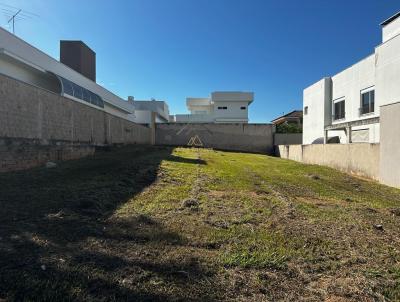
[
  {"left": 361, "top": 89, "right": 375, "bottom": 115},
  {"left": 217, "top": 106, "right": 227, "bottom": 110},
  {"left": 304, "top": 106, "right": 308, "bottom": 115},
  {"left": 240, "top": 106, "right": 246, "bottom": 110},
  {"left": 334, "top": 100, "right": 345, "bottom": 120}
]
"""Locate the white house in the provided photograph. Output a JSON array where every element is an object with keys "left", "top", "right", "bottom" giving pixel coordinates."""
[
  {"left": 174, "top": 91, "right": 253, "bottom": 123},
  {"left": 0, "top": 27, "right": 135, "bottom": 121},
  {"left": 303, "top": 11, "right": 400, "bottom": 145},
  {"left": 129, "top": 98, "right": 170, "bottom": 124}
]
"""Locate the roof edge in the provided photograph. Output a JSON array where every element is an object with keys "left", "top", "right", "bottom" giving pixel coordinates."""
[{"left": 381, "top": 11, "right": 400, "bottom": 26}]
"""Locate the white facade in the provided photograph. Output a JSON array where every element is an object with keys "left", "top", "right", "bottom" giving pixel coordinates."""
[
  {"left": 0, "top": 27, "right": 135, "bottom": 121},
  {"left": 175, "top": 91, "right": 253, "bottom": 123},
  {"left": 130, "top": 99, "right": 170, "bottom": 124},
  {"left": 303, "top": 12, "right": 400, "bottom": 145}
]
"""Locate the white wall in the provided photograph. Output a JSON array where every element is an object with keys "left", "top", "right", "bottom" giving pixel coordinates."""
[
  {"left": 189, "top": 105, "right": 213, "bottom": 114},
  {"left": 213, "top": 101, "right": 249, "bottom": 122},
  {"left": 331, "top": 55, "right": 376, "bottom": 124},
  {"left": 211, "top": 91, "right": 254, "bottom": 102},
  {"left": 382, "top": 17, "right": 400, "bottom": 43},
  {"left": 133, "top": 100, "right": 170, "bottom": 121},
  {"left": 303, "top": 78, "right": 331, "bottom": 144},
  {"left": 134, "top": 110, "right": 152, "bottom": 124},
  {"left": 376, "top": 34, "right": 400, "bottom": 107},
  {"left": 0, "top": 54, "right": 61, "bottom": 93}
]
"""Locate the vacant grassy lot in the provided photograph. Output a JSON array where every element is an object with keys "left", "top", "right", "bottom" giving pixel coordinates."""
[{"left": 1, "top": 146, "right": 400, "bottom": 301}]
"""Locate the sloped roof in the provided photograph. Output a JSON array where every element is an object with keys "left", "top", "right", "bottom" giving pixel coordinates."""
[{"left": 271, "top": 110, "right": 303, "bottom": 123}]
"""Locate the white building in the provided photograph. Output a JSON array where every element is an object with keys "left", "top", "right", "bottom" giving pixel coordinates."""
[
  {"left": 129, "top": 98, "right": 170, "bottom": 124},
  {"left": 303, "top": 12, "right": 400, "bottom": 145},
  {"left": 174, "top": 91, "right": 253, "bottom": 123},
  {"left": 0, "top": 27, "right": 135, "bottom": 121}
]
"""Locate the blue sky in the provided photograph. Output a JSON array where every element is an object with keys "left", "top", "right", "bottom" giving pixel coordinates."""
[{"left": 1, "top": 1, "right": 399, "bottom": 122}]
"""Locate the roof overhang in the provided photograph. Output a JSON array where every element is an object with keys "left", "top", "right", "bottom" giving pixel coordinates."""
[
  {"left": 381, "top": 11, "right": 400, "bottom": 26},
  {"left": 0, "top": 48, "right": 46, "bottom": 73}
]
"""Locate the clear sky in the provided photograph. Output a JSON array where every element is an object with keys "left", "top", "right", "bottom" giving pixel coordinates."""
[{"left": 1, "top": 1, "right": 399, "bottom": 122}]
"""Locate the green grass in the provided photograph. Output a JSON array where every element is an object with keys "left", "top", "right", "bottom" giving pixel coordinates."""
[{"left": 1, "top": 146, "right": 400, "bottom": 301}]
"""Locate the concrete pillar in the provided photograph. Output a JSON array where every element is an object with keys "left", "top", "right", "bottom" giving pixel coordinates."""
[
  {"left": 380, "top": 103, "right": 400, "bottom": 187},
  {"left": 346, "top": 126, "right": 352, "bottom": 143},
  {"left": 150, "top": 112, "right": 156, "bottom": 145}
]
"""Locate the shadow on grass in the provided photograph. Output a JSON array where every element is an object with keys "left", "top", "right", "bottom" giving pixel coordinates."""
[{"left": 0, "top": 145, "right": 220, "bottom": 301}]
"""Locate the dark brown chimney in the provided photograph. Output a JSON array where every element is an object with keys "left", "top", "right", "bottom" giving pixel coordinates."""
[{"left": 60, "top": 40, "right": 96, "bottom": 82}]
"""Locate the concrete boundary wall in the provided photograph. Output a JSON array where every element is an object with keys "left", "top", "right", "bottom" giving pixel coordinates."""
[
  {"left": 274, "top": 133, "right": 302, "bottom": 145},
  {"left": 276, "top": 143, "right": 380, "bottom": 180},
  {"left": 0, "top": 74, "right": 151, "bottom": 171},
  {"left": 156, "top": 123, "right": 275, "bottom": 154}
]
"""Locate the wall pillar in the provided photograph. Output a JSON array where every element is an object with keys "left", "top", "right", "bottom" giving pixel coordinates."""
[
  {"left": 150, "top": 111, "right": 156, "bottom": 145},
  {"left": 379, "top": 102, "right": 400, "bottom": 187},
  {"left": 346, "top": 126, "right": 352, "bottom": 143}
]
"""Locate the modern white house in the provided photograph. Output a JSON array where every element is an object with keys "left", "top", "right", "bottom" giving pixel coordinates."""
[
  {"left": 0, "top": 27, "right": 136, "bottom": 121},
  {"left": 174, "top": 91, "right": 253, "bottom": 123},
  {"left": 303, "top": 11, "right": 400, "bottom": 145},
  {"left": 128, "top": 98, "right": 170, "bottom": 124}
]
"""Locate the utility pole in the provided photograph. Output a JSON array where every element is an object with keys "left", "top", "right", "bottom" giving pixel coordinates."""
[{"left": 7, "top": 9, "right": 21, "bottom": 34}]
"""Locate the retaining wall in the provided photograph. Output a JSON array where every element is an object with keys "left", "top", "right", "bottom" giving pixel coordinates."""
[
  {"left": 0, "top": 74, "right": 151, "bottom": 171},
  {"left": 276, "top": 143, "right": 380, "bottom": 180},
  {"left": 156, "top": 123, "right": 275, "bottom": 154}
]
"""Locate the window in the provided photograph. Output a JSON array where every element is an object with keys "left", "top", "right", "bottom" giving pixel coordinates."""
[
  {"left": 304, "top": 106, "right": 308, "bottom": 115},
  {"left": 361, "top": 89, "right": 375, "bottom": 115},
  {"left": 334, "top": 99, "right": 345, "bottom": 120},
  {"left": 58, "top": 76, "right": 104, "bottom": 108},
  {"left": 240, "top": 106, "right": 246, "bottom": 110},
  {"left": 217, "top": 106, "right": 227, "bottom": 110}
]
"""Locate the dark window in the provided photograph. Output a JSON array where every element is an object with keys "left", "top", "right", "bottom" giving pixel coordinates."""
[
  {"left": 61, "top": 78, "right": 74, "bottom": 95},
  {"left": 240, "top": 106, "right": 246, "bottom": 110},
  {"left": 59, "top": 76, "right": 104, "bottom": 108},
  {"left": 334, "top": 100, "right": 345, "bottom": 120},
  {"left": 217, "top": 106, "right": 227, "bottom": 110},
  {"left": 304, "top": 106, "right": 308, "bottom": 115},
  {"left": 361, "top": 90, "right": 375, "bottom": 114},
  {"left": 82, "top": 89, "right": 90, "bottom": 102},
  {"left": 72, "top": 83, "right": 83, "bottom": 99}
]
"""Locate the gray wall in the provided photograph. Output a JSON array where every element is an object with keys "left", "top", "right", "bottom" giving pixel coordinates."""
[
  {"left": 156, "top": 123, "right": 274, "bottom": 154},
  {"left": 276, "top": 143, "right": 380, "bottom": 180},
  {"left": 379, "top": 102, "right": 400, "bottom": 187},
  {"left": 0, "top": 74, "right": 151, "bottom": 145},
  {"left": 274, "top": 133, "right": 302, "bottom": 145},
  {"left": 0, "top": 74, "right": 151, "bottom": 171}
]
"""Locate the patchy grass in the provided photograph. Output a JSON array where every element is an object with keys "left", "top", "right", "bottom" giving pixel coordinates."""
[{"left": 1, "top": 146, "right": 400, "bottom": 301}]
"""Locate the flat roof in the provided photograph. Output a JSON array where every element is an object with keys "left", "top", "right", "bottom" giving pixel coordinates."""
[{"left": 381, "top": 11, "right": 400, "bottom": 26}]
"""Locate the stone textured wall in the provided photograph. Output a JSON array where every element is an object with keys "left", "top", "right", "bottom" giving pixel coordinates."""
[
  {"left": 0, "top": 138, "right": 95, "bottom": 172},
  {"left": 275, "top": 143, "right": 380, "bottom": 180},
  {"left": 156, "top": 123, "right": 274, "bottom": 154},
  {"left": 0, "top": 74, "right": 151, "bottom": 171}
]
